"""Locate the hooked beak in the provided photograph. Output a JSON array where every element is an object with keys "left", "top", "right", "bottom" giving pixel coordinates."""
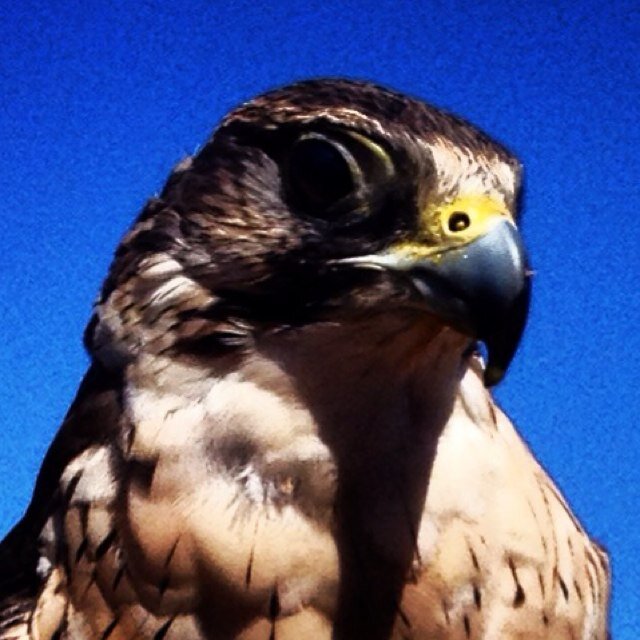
[{"left": 336, "top": 196, "right": 531, "bottom": 386}]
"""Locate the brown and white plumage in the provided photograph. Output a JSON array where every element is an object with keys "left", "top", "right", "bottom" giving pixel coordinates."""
[{"left": 0, "top": 79, "right": 610, "bottom": 639}]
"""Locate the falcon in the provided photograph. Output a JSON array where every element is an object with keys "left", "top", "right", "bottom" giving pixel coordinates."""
[{"left": 0, "top": 79, "right": 610, "bottom": 639}]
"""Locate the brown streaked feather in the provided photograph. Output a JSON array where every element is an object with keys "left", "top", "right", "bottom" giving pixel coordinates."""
[{"left": 0, "top": 364, "right": 123, "bottom": 623}]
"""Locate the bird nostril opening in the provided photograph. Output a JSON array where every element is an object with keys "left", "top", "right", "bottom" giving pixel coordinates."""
[{"left": 448, "top": 211, "right": 471, "bottom": 233}]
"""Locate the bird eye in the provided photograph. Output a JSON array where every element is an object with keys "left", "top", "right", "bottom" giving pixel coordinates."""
[{"left": 285, "top": 134, "right": 361, "bottom": 215}]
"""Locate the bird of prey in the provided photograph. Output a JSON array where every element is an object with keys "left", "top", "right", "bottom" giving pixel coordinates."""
[{"left": 0, "top": 79, "right": 610, "bottom": 640}]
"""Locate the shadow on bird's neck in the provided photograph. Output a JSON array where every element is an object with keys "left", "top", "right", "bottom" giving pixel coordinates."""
[
  {"left": 248, "top": 309, "right": 471, "bottom": 638},
  {"left": 251, "top": 309, "right": 471, "bottom": 449}
]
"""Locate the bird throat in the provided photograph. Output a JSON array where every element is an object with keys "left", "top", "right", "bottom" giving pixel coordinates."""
[{"left": 35, "top": 312, "right": 471, "bottom": 639}]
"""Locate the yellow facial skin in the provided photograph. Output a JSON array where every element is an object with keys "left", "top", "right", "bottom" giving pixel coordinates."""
[{"left": 392, "top": 194, "right": 514, "bottom": 261}]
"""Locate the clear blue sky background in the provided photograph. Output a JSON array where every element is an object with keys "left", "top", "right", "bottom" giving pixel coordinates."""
[{"left": 1, "top": 0, "right": 638, "bottom": 636}]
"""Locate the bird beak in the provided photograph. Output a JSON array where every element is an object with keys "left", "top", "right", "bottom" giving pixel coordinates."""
[{"left": 336, "top": 195, "right": 531, "bottom": 386}]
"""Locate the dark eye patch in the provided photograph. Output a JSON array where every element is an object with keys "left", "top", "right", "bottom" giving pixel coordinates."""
[{"left": 286, "top": 134, "right": 358, "bottom": 215}]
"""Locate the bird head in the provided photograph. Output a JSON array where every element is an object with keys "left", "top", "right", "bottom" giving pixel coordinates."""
[{"left": 90, "top": 79, "right": 530, "bottom": 386}]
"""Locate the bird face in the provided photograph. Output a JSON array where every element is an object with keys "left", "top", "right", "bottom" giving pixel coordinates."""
[{"left": 92, "top": 79, "right": 530, "bottom": 384}]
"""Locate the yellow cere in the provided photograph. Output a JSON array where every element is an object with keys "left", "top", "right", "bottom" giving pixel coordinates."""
[{"left": 390, "top": 194, "right": 513, "bottom": 261}]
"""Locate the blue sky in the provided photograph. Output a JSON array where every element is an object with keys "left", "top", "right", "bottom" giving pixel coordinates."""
[{"left": 1, "top": 0, "right": 638, "bottom": 635}]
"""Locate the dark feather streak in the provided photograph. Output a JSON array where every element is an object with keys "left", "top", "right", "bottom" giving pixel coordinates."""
[{"left": 153, "top": 617, "right": 175, "bottom": 640}]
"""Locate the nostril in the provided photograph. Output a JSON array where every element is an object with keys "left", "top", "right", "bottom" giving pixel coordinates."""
[{"left": 448, "top": 211, "right": 471, "bottom": 232}]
